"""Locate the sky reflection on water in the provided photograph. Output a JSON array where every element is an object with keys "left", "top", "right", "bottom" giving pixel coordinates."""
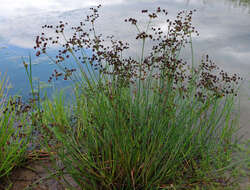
[
  {"left": 0, "top": 0, "right": 249, "bottom": 139},
  {"left": 0, "top": 0, "right": 249, "bottom": 86}
]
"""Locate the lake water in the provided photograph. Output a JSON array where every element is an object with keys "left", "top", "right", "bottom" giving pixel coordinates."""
[{"left": 0, "top": 0, "right": 249, "bottom": 139}]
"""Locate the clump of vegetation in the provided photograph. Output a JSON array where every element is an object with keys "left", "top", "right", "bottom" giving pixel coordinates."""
[
  {"left": 31, "top": 5, "right": 243, "bottom": 189},
  {"left": 0, "top": 73, "right": 31, "bottom": 180},
  {"left": 0, "top": 5, "right": 244, "bottom": 190}
]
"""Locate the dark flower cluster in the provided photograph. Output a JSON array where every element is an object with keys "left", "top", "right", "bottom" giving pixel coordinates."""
[
  {"left": 2, "top": 97, "right": 31, "bottom": 116},
  {"left": 0, "top": 97, "right": 31, "bottom": 149},
  {"left": 194, "top": 55, "right": 242, "bottom": 100},
  {"left": 34, "top": 5, "right": 241, "bottom": 99}
]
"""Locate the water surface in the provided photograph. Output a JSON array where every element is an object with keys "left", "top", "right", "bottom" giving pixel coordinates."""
[{"left": 0, "top": 0, "right": 249, "bottom": 138}]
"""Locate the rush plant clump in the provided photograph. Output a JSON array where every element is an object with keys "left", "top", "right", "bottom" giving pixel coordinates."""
[
  {"left": 33, "top": 5, "right": 242, "bottom": 189},
  {"left": 0, "top": 73, "right": 31, "bottom": 181}
]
